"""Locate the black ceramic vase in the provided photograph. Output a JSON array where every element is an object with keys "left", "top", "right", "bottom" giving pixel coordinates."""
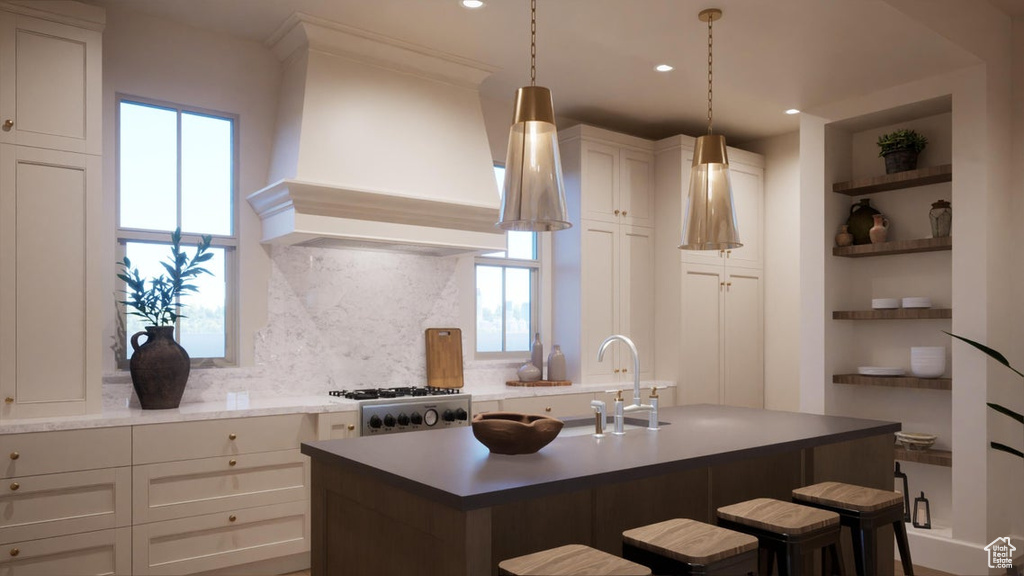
[
  {"left": 846, "top": 198, "right": 881, "bottom": 245},
  {"left": 129, "top": 326, "right": 190, "bottom": 409}
]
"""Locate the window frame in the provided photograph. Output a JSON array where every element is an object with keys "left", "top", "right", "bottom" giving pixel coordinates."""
[{"left": 114, "top": 93, "right": 240, "bottom": 368}]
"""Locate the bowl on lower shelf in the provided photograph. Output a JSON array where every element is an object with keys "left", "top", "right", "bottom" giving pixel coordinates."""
[
  {"left": 471, "top": 412, "right": 564, "bottom": 455},
  {"left": 895, "top": 432, "right": 937, "bottom": 451}
]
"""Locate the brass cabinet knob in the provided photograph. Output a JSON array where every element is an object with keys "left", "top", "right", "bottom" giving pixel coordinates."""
[
  {"left": 614, "top": 209, "right": 621, "bottom": 215},
  {"left": 544, "top": 407, "right": 552, "bottom": 413},
  {"left": 622, "top": 211, "right": 627, "bottom": 216},
  {"left": 228, "top": 459, "right": 237, "bottom": 467},
  {"left": 228, "top": 433, "right": 237, "bottom": 440},
  {"left": 622, "top": 368, "right": 628, "bottom": 373},
  {"left": 228, "top": 515, "right": 237, "bottom": 522},
  {"left": 9, "top": 548, "right": 18, "bottom": 557},
  {"left": 9, "top": 452, "right": 18, "bottom": 460},
  {"left": 347, "top": 424, "right": 355, "bottom": 431},
  {"left": 9, "top": 482, "right": 18, "bottom": 491},
  {"left": 4, "top": 397, "right": 12, "bottom": 404},
  {"left": 2, "top": 119, "right": 12, "bottom": 131}
]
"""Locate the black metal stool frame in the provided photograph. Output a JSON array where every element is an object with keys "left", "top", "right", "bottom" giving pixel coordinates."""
[
  {"left": 622, "top": 542, "right": 758, "bottom": 576},
  {"left": 790, "top": 499, "right": 913, "bottom": 576},
  {"left": 716, "top": 518, "right": 846, "bottom": 576}
]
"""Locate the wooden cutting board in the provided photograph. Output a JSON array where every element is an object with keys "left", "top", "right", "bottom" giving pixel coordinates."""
[{"left": 425, "top": 328, "right": 463, "bottom": 389}]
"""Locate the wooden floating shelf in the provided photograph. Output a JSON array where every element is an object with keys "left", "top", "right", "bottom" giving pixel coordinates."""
[
  {"left": 833, "top": 374, "right": 951, "bottom": 391},
  {"left": 832, "top": 164, "right": 952, "bottom": 196},
  {"left": 895, "top": 446, "right": 952, "bottom": 467},
  {"left": 833, "top": 236, "right": 951, "bottom": 258},
  {"left": 832, "top": 308, "right": 952, "bottom": 320}
]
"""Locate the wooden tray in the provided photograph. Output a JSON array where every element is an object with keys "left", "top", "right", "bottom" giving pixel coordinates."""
[{"left": 506, "top": 380, "right": 572, "bottom": 387}]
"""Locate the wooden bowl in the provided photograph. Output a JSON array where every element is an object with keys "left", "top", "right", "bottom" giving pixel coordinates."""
[{"left": 471, "top": 412, "right": 564, "bottom": 455}]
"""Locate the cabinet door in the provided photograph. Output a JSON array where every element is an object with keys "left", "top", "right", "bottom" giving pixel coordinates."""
[
  {"left": 618, "top": 149, "right": 653, "bottom": 227},
  {"left": 316, "top": 411, "right": 359, "bottom": 440},
  {"left": 0, "top": 527, "right": 130, "bottom": 576},
  {"left": 679, "top": 264, "right": 725, "bottom": 404},
  {"left": 726, "top": 162, "right": 763, "bottom": 268},
  {"left": 0, "top": 13, "right": 102, "bottom": 155},
  {"left": 580, "top": 141, "right": 619, "bottom": 223},
  {"left": 723, "top": 268, "right": 764, "bottom": 408},
  {"left": 0, "top": 145, "right": 101, "bottom": 419},
  {"left": 580, "top": 220, "right": 619, "bottom": 381},
  {"left": 618, "top": 225, "right": 654, "bottom": 379}
]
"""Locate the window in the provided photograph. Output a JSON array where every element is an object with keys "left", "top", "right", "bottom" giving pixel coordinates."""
[
  {"left": 116, "top": 96, "right": 238, "bottom": 365},
  {"left": 475, "top": 166, "right": 539, "bottom": 355}
]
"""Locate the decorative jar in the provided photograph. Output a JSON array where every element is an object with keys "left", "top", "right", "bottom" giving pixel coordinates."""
[{"left": 929, "top": 200, "right": 951, "bottom": 238}]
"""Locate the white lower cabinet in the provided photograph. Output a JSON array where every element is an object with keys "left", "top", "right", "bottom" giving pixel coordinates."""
[
  {"left": 501, "top": 393, "right": 596, "bottom": 419},
  {"left": 0, "top": 527, "right": 130, "bottom": 576},
  {"left": 315, "top": 411, "right": 358, "bottom": 440},
  {"left": 131, "top": 500, "right": 308, "bottom": 576}
]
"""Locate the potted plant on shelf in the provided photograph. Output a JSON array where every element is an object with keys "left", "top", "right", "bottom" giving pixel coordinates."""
[
  {"left": 118, "top": 228, "right": 212, "bottom": 409},
  {"left": 946, "top": 332, "right": 1024, "bottom": 460},
  {"left": 877, "top": 128, "right": 928, "bottom": 174}
]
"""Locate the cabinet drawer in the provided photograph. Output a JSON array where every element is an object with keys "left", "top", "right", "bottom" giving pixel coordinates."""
[
  {"left": 0, "top": 526, "right": 130, "bottom": 576},
  {"left": 471, "top": 400, "right": 500, "bottom": 416},
  {"left": 0, "top": 427, "right": 130, "bottom": 479},
  {"left": 133, "top": 449, "right": 309, "bottom": 523},
  {"left": 501, "top": 393, "right": 595, "bottom": 419},
  {"left": 316, "top": 411, "right": 358, "bottom": 440},
  {"left": 132, "top": 500, "right": 309, "bottom": 576},
  {"left": 133, "top": 414, "right": 316, "bottom": 464},
  {"left": 0, "top": 467, "right": 130, "bottom": 545}
]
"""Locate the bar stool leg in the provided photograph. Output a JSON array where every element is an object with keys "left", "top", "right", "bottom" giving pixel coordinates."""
[
  {"left": 893, "top": 520, "right": 915, "bottom": 576},
  {"left": 823, "top": 542, "right": 845, "bottom": 576},
  {"left": 783, "top": 542, "right": 802, "bottom": 576},
  {"left": 760, "top": 547, "right": 774, "bottom": 576},
  {"left": 852, "top": 525, "right": 877, "bottom": 576}
]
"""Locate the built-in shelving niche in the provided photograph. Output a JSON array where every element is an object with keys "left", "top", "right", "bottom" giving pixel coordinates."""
[
  {"left": 833, "top": 374, "right": 951, "bottom": 391},
  {"left": 895, "top": 447, "right": 952, "bottom": 467}
]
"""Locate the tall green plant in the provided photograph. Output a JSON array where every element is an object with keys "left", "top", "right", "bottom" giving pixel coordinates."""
[
  {"left": 946, "top": 331, "right": 1024, "bottom": 459},
  {"left": 118, "top": 228, "right": 213, "bottom": 327}
]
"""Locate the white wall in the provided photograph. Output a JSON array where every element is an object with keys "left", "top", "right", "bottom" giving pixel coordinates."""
[
  {"left": 100, "top": 6, "right": 281, "bottom": 369},
  {"left": 745, "top": 131, "right": 800, "bottom": 411}
]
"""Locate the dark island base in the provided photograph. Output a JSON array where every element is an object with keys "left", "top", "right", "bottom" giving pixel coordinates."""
[{"left": 310, "top": 434, "right": 894, "bottom": 576}]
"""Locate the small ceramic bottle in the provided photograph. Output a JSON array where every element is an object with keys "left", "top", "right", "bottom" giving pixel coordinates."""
[
  {"left": 835, "top": 225, "right": 853, "bottom": 247},
  {"left": 530, "top": 333, "right": 544, "bottom": 381},
  {"left": 547, "top": 345, "right": 566, "bottom": 382},
  {"left": 869, "top": 214, "right": 889, "bottom": 244}
]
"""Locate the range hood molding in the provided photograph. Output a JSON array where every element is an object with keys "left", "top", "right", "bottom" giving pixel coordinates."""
[{"left": 249, "top": 13, "right": 505, "bottom": 255}]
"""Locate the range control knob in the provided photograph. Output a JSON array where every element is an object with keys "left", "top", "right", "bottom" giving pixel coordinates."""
[
  {"left": 383, "top": 414, "right": 396, "bottom": 427},
  {"left": 424, "top": 409, "right": 439, "bottom": 426},
  {"left": 455, "top": 408, "right": 468, "bottom": 421},
  {"left": 397, "top": 413, "right": 410, "bottom": 426},
  {"left": 368, "top": 415, "right": 383, "bottom": 429},
  {"left": 410, "top": 412, "right": 423, "bottom": 425},
  {"left": 442, "top": 409, "right": 455, "bottom": 422}
]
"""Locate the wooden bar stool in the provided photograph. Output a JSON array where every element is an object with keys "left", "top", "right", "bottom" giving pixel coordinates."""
[
  {"left": 498, "top": 544, "right": 652, "bottom": 576},
  {"left": 622, "top": 518, "right": 758, "bottom": 575},
  {"left": 792, "top": 481, "right": 913, "bottom": 576},
  {"left": 717, "top": 498, "right": 845, "bottom": 576}
]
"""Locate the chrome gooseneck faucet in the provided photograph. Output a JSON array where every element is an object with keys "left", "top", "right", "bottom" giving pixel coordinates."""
[{"left": 596, "top": 334, "right": 658, "bottom": 433}]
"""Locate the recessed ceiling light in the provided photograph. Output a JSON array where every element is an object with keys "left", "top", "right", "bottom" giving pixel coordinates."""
[
  {"left": 655, "top": 64, "right": 674, "bottom": 72},
  {"left": 785, "top": 109, "right": 801, "bottom": 115},
  {"left": 460, "top": 0, "right": 485, "bottom": 8}
]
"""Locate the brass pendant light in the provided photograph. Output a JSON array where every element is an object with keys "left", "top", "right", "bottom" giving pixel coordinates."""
[
  {"left": 497, "top": 0, "right": 571, "bottom": 232},
  {"left": 680, "top": 8, "right": 742, "bottom": 250}
]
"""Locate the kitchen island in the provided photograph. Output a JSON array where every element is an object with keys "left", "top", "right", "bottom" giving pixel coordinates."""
[{"left": 301, "top": 404, "right": 900, "bottom": 576}]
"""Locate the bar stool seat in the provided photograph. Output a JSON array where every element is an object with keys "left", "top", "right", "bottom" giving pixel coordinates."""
[
  {"left": 622, "top": 518, "right": 758, "bottom": 575},
  {"left": 792, "top": 481, "right": 913, "bottom": 576},
  {"left": 498, "top": 544, "right": 652, "bottom": 576},
  {"left": 717, "top": 498, "right": 845, "bottom": 576}
]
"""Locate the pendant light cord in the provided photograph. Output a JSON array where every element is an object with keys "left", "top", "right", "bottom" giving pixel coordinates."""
[
  {"left": 530, "top": 0, "right": 537, "bottom": 86},
  {"left": 707, "top": 13, "right": 713, "bottom": 135}
]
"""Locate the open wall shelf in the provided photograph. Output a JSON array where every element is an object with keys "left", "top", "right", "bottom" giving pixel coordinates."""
[
  {"left": 832, "top": 309, "right": 952, "bottom": 320},
  {"left": 833, "top": 236, "right": 951, "bottom": 258},
  {"left": 832, "top": 164, "right": 952, "bottom": 196},
  {"left": 833, "top": 374, "right": 951, "bottom": 390},
  {"left": 895, "top": 447, "right": 952, "bottom": 467}
]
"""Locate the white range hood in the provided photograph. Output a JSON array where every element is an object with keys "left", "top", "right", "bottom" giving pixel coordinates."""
[{"left": 247, "top": 14, "right": 505, "bottom": 256}]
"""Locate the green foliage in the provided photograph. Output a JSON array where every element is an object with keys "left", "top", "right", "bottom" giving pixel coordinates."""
[
  {"left": 117, "top": 228, "right": 213, "bottom": 327},
  {"left": 876, "top": 129, "right": 928, "bottom": 157},
  {"left": 946, "top": 331, "right": 1024, "bottom": 460}
]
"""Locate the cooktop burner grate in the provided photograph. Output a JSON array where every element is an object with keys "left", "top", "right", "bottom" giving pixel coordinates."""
[{"left": 328, "top": 387, "right": 463, "bottom": 401}]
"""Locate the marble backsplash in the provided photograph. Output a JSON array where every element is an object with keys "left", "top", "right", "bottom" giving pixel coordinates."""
[{"left": 108, "top": 244, "right": 522, "bottom": 403}]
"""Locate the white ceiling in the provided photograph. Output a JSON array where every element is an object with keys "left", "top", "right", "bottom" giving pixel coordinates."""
[{"left": 85, "top": 0, "right": 1008, "bottom": 143}]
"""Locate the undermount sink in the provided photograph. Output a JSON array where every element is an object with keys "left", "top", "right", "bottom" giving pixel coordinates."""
[{"left": 558, "top": 416, "right": 669, "bottom": 437}]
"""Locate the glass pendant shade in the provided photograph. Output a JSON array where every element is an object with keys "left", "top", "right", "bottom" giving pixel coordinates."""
[
  {"left": 679, "top": 134, "right": 742, "bottom": 250},
  {"left": 498, "top": 86, "right": 571, "bottom": 231}
]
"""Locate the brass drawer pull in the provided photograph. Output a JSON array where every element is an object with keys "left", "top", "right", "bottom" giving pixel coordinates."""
[
  {"left": 228, "top": 459, "right": 237, "bottom": 467},
  {"left": 9, "top": 548, "right": 18, "bottom": 557},
  {"left": 347, "top": 424, "right": 355, "bottom": 431},
  {"left": 9, "top": 451, "right": 18, "bottom": 460},
  {"left": 9, "top": 482, "right": 18, "bottom": 491},
  {"left": 4, "top": 397, "right": 12, "bottom": 404},
  {"left": 228, "top": 433, "right": 237, "bottom": 440},
  {"left": 228, "top": 515, "right": 237, "bottom": 522},
  {"left": 544, "top": 407, "right": 552, "bottom": 413},
  {"left": 2, "top": 119, "right": 12, "bottom": 131}
]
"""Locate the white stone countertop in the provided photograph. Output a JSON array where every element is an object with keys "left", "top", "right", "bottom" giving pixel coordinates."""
[{"left": 0, "top": 380, "right": 675, "bottom": 434}]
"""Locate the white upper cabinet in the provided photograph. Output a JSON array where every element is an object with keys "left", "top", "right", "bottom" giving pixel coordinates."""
[
  {"left": 576, "top": 130, "right": 654, "bottom": 228},
  {"left": 0, "top": 8, "right": 103, "bottom": 155}
]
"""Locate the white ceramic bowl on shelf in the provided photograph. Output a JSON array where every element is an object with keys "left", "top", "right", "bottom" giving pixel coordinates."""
[
  {"left": 910, "top": 347, "right": 945, "bottom": 378},
  {"left": 857, "top": 366, "right": 905, "bottom": 376},
  {"left": 895, "top": 432, "right": 937, "bottom": 451},
  {"left": 872, "top": 298, "right": 900, "bottom": 310},
  {"left": 902, "top": 297, "right": 933, "bottom": 309}
]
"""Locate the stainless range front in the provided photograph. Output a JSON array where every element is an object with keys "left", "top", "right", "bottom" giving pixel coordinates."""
[{"left": 329, "top": 387, "right": 471, "bottom": 436}]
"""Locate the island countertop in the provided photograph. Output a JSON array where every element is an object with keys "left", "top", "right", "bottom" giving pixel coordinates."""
[{"left": 300, "top": 404, "right": 900, "bottom": 511}]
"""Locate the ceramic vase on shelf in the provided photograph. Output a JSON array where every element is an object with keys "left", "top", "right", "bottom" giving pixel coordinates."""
[
  {"left": 517, "top": 363, "right": 541, "bottom": 383},
  {"left": 835, "top": 225, "right": 853, "bottom": 247},
  {"left": 530, "top": 332, "right": 544, "bottom": 380},
  {"left": 547, "top": 345, "right": 566, "bottom": 382},
  {"left": 846, "top": 198, "right": 880, "bottom": 245},
  {"left": 129, "top": 326, "right": 190, "bottom": 409},
  {"left": 930, "top": 200, "right": 951, "bottom": 238},
  {"left": 869, "top": 214, "right": 890, "bottom": 244}
]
